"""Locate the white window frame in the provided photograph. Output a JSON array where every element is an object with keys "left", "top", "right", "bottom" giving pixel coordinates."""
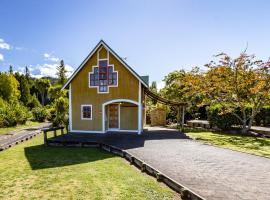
[
  {"left": 81, "top": 104, "right": 93, "bottom": 120},
  {"left": 88, "top": 48, "right": 118, "bottom": 94}
]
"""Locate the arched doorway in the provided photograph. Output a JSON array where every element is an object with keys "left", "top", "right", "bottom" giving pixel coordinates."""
[{"left": 102, "top": 99, "right": 141, "bottom": 133}]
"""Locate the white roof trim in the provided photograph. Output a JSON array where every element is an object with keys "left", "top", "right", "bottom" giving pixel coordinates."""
[{"left": 62, "top": 40, "right": 148, "bottom": 90}]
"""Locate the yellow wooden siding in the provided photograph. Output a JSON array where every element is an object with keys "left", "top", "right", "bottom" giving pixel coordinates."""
[
  {"left": 71, "top": 45, "right": 139, "bottom": 131},
  {"left": 120, "top": 105, "right": 138, "bottom": 130},
  {"left": 98, "top": 47, "right": 108, "bottom": 59}
]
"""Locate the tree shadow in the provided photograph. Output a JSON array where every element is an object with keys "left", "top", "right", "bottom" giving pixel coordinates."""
[{"left": 24, "top": 144, "right": 115, "bottom": 170}]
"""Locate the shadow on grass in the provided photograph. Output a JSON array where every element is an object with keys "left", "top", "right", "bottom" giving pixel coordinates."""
[
  {"left": 185, "top": 128, "right": 270, "bottom": 155},
  {"left": 24, "top": 144, "right": 115, "bottom": 170}
]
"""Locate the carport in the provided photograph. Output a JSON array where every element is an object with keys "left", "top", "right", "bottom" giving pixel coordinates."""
[{"left": 144, "top": 88, "right": 187, "bottom": 131}]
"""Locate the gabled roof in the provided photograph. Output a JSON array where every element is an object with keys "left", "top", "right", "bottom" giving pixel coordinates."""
[{"left": 62, "top": 40, "right": 148, "bottom": 89}]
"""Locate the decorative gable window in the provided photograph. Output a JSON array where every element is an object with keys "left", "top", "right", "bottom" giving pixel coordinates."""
[
  {"left": 81, "top": 105, "right": 92, "bottom": 120},
  {"left": 89, "top": 59, "right": 118, "bottom": 93}
]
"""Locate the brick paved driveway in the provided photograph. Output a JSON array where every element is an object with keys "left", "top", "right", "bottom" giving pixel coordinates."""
[
  {"left": 105, "top": 127, "right": 270, "bottom": 200},
  {"left": 52, "top": 127, "right": 270, "bottom": 200}
]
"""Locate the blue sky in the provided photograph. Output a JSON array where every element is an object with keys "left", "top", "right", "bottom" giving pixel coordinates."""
[{"left": 1, "top": 0, "right": 270, "bottom": 89}]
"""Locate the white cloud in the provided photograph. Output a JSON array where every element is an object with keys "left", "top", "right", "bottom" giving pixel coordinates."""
[
  {"left": 0, "top": 38, "right": 11, "bottom": 50},
  {"left": 43, "top": 53, "right": 50, "bottom": 58},
  {"left": 43, "top": 53, "right": 60, "bottom": 62},
  {"left": 157, "top": 81, "right": 165, "bottom": 91},
  {"left": 0, "top": 53, "right": 4, "bottom": 61},
  {"left": 31, "top": 63, "right": 74, "bottom": 78}
]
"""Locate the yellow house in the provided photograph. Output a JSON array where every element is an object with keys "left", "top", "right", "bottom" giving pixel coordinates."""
[{"left": 62, "top": 40, "right": 148, "bottom": 134}]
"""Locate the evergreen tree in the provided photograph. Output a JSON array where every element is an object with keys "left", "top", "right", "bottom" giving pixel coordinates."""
[
  {"left": 20, "top": 76, "right": 31, "bottom": 105},
  {"left": 9, "top": 65, "right": 13, "bottom": 74},
  {"left": 13, "top": 72, "right": 31, "bottom": 105},
  {"left": 36, "top": 78, "right": 51, "bottom": 106},
  {"left": 25, "top": 66, "right": 30, "bottom": 80},
  {"left": 150, "top": 81, "right": 157, "bottom": 93},
  {"left": 56, "top": 60, "right": 67, "bottom": 85},
  {"left": 149, "top": 81, "right": 158, "bottom": 104}
]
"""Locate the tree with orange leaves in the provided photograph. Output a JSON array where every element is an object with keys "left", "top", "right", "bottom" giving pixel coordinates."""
[{"left": 204, "top": 53, "right": 270, "bottom": 134}]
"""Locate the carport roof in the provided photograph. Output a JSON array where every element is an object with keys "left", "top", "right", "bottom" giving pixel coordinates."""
[{"left": 144, "top": 88, "right": 187, "bottom": 106}]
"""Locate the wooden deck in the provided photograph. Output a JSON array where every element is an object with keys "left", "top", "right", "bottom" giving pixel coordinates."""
[{"left": 45, "top": 127, "right": 189, "bottom": 150}]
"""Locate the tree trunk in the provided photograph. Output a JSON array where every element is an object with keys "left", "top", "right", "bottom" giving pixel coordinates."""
[
  {"left": 241, "top": 108, "right": 255, "bottom": 134},
  {"left": 241, "top": 120, "right": 248, "bottom": 134},
  {"left": 41, "top": 93, "right": 45, "bottom": 106},
  {"left": 241, "top": 112, "right": 248, "bottom": 134}
]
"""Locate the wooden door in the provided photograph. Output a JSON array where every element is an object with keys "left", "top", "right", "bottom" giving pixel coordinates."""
[{"left": 108, "top": 104, "right": 119, "bottom": 129}]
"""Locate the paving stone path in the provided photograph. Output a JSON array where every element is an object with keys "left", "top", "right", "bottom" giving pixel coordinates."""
[
  {"left": 125, "top": 127, "right": 270, "bottom": 200},
  {"left": 102, "top": 127, "right": 270, "bottom": 200}
]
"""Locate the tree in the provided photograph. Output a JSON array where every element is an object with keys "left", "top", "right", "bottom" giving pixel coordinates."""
[
  {"left": 14, "top": 72, "right": 31, "bottom": 105},
  {"left": 48, "top": 85, "right": 67, "bottom": 102},
  {"left": 56, "top": 60, "right": 67, "bottom": 85},
  {"left": 9, "top": 65, "right": 13, "bottom": 74},
  {"left": 149, "top": 81, "right": 158, "bottom": 105},
  {"left": 150, "top": 81, "right": 157, "bottom": 93},
  {"left": 161, "top": 68, "right": 204, "bottom": 117},
  {"left": 35, "top": 78, "right": 51, "bottom": 106},
  {"left": 0, "top": 73, "right": 20, "bottom": 101},
  {"left": 19, "top": 75, "right": 31, "bottom": 105},
  {"left": 52, "top": 96, "right": 68, "bottom": 126},
  {"left": 25, "top": 66, "right": 30, "bottom": 80},
  {"left": 203, "top": 53, "right": 270, "bottom": 134}
]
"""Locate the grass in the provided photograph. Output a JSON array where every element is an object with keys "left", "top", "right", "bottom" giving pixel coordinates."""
[
  {"left": 0, "top": 121, "right": 45, "bottom": 135},
  {"left": 184, "top": 128, "right": 270, "bottom": 157},
  {"left": 0, "top": 133, "right": 180, "bottom": 200}
]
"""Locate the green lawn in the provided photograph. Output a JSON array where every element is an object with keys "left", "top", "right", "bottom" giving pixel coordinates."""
[
  {"left": 185, "top": 128, "right": 270, "bottom": 157},
  {"left": 0, "top": 121, "right": 45, "bottom": 135},
  {"left": 0, "top": 133, "right": 180, "bottom": 200}
]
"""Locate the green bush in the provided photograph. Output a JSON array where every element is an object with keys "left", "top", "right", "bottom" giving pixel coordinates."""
[
  {"left": 206, "top": 104, "right": 241, "bottom": 130},
  {"left": 254, "top": 106, "right": 270, "bottom": 126},
  {"left": 51, "top": 97, "right": 68, "bottom": 127},
  {"left": 0, "top": 98, "right": 30, "bottom": 127},
  {"left": 32, "top": 107, "right": 50, "bottom": 122},
  {"left": 207, "top": 104, "right": 270, "bottom": 129},
  {"left": 46, "top": 106, "right": 56, "bottom": 121},
  {"left": 27, "top": 95, "right": 41, "bottom": 109}
]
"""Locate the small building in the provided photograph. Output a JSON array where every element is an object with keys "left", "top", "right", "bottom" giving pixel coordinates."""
[
  {"left": 62, "top": 40, "right": 149, "bottom": 134},
  {"left": 150, "top": 108, "right": 166, "bottom": 126}
]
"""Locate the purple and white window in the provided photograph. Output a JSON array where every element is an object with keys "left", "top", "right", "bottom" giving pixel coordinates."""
[{"left": 89, "top": 59, "right": 118, "bottom": 93}]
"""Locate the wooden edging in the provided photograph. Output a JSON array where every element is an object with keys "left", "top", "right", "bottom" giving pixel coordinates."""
[
  {"left": 0, "top": 130, "right": 41, "bottom": 151},
  {"left": 46, "top": 140, "right": 205, "bottom": 200}
]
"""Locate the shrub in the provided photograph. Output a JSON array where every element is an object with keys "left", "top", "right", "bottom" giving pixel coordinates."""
[
  {"left": 46, "top": 106, "right": 56, "bottom": 121},
  {"left": 32, "top": 107, "right": 50, "bottom": 122},
  {"left": 206, "top": 104, "right": 241, "bottom": 130},
  {"left": 27, "top": 95, "right": 41, "bottom": 109},
  {"left": 0, "top": 98, "right": 30, "bottom": 127},
  {"left": 51, "top": 97, "right": 68, "bottom": 127},
  {"left": 254, "top": 106, "right": 270, "bottom": 127}
]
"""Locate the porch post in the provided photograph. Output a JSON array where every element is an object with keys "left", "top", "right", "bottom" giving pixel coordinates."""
[
  {"left": 69, "top": 84, "right": 72, "bottom": 132},
  {"left": 180, "top": 106, "right": 185, "bottom": 132},
  {"left": 102, "top": 103, "right": 105, "bottom": 133},
  {"left": 138, "top": 82, "right": 142, "bottom": 134}
]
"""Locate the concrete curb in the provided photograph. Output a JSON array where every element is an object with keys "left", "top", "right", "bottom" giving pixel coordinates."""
[{"left": 47, "top": 140, "right": 206, "bottom": 200}]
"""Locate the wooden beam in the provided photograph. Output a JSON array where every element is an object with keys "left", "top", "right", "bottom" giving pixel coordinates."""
[{"left": 181, "top": 106, "right": 185, "bottom": 132}]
